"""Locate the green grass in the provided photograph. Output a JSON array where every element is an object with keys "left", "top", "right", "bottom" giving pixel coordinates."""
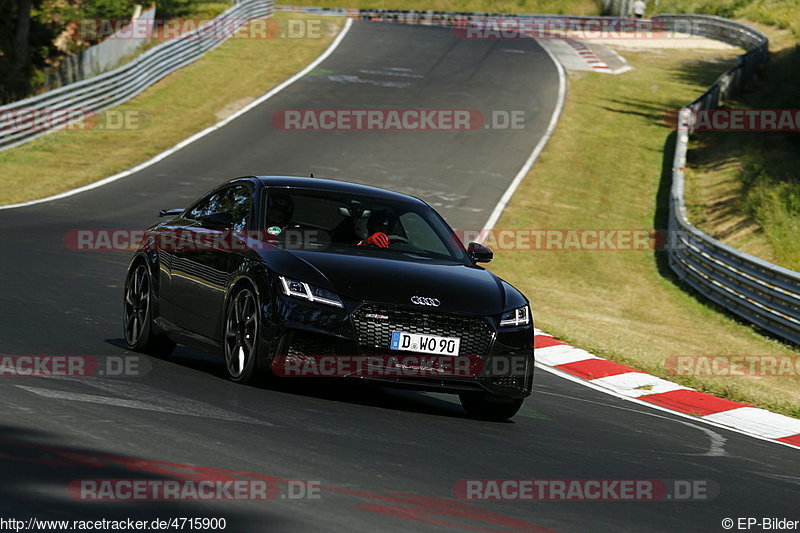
[
  {"left": 649, "top": 0, "right": 800, "bottom": 37},
  {"left": 684, "top": 25, "right": 800, "bottom": 270},
  {"left": 0, "top": 13, "right": 344, "bottom": 205},
  {"left": 177, "top": 1, "right": 235, "bottom": 19},
  {"left": 488, "top": 46, "right": 800, "bottom": 417}
]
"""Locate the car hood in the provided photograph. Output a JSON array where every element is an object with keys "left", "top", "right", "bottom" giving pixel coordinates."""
[{"left": 261, "top": 248, "right": 521, "bottom": 315}]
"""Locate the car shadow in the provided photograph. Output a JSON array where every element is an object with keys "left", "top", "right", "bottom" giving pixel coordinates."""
[
  {"left": 104, "top": 338, "right": 505, "bottom": 422},
  {"left": 0, "top": 424, "right": 287, "bottom": 529}
]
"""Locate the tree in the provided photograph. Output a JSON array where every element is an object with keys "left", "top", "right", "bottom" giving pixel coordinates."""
[
  {"left": 0, "top": 0, "right": 37, "bottom": 101},
  {"left": 13, "top": 0, "right": 32, "bottom": 71}
]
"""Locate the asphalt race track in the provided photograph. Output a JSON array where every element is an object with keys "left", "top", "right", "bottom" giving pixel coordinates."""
[{"left": 0, "top": 21, "right": 797, "bottom": 533}]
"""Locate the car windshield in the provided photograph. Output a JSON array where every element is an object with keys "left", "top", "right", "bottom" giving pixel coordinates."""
[{"left": 262, "top": 187, "right": 468, "bottom": 262}]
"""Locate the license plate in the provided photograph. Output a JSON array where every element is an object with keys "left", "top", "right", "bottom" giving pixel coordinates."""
[{"left": 390, "top": 331, "right": 460, "bottom": 356}]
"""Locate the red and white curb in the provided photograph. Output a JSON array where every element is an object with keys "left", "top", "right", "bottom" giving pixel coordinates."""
[
  {"left": 533, "top": 329, "right": 800, "bottom": 449},
  {"left": 562, "top": 39, "right": 610, "bottom": 72}
]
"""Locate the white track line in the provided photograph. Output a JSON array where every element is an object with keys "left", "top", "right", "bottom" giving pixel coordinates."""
[
  {"left": 479, "top": 42, "right": 567, "bottom": 236},
  {"left": 535, "top": 363, "right": 799, "bottom": 451},
  {"left": 604, "top": 45, "right": 634, "bottom": 74},
  {"left": 0, "top": 18, "right": 354, "bottom": 211}
]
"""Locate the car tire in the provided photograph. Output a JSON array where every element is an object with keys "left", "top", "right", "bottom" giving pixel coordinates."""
[
  {"left": 459, "top": 393, "right": 524, "bottom": 421},
  {"left": 223, "top": 284, "right": 260, "bottom": 384},
  {"left": 123, "top": 262, "right": 176, "bottom": 357}
]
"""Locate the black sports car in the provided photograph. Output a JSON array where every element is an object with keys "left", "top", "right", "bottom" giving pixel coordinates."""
[{"left": 124, "top": 176, "right": 534, "bottom": 420}]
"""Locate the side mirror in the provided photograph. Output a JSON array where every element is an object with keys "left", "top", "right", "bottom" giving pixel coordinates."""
[
  {"left": 199, "top": 211, "right": 234, "bottom": 229},
  {"left": 467, "top": 241, "right": 493, "bottom": 263},
  {"left": 158, "top": 208, "right": 183, "bottom": 218}
]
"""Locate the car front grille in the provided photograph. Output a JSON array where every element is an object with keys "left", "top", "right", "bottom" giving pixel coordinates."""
[
  {"left": 491, "top": 376, "right": 524, "bottom": 390},
  {"left": 352, "top": 304, "right": 495, "bottom": 357}
]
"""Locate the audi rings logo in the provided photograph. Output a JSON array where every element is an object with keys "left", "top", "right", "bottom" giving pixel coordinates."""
[{"left": 410, "top": 296, "right": 440, "bottom": 307}]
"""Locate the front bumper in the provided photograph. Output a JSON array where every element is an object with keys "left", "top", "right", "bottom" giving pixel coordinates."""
[{"left": 262, "top": 295, "right": 535, "bottom": 399}]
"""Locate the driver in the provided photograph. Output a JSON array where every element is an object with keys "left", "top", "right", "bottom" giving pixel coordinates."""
[{"left": 357, "top": 209, "right": 396, "bottom": 248}]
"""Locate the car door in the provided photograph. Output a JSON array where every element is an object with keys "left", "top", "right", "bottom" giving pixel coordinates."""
[
  {"left": 172, "top": 184, "right": 254, "bottom": 340},
  {"left": 150, "top": 212, "right": 195, "bottom": 327}
]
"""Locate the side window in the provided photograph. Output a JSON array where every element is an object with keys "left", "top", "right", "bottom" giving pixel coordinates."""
[
  {"left": 187, "top": 185, "right": 252, "bottom": 231},
  {"left": 227, "top": 186, "right": 251, "bottom": 231},
  {"left": 187, "top": 191, "right": 220, "bottom": 221}
]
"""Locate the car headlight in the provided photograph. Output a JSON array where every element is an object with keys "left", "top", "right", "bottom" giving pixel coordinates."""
[
  {"left": 278, "top": 275, "right": 343, "bottom": 308},
  {"left": 499, "top": 305, "right": 530, "bottom": 327}
]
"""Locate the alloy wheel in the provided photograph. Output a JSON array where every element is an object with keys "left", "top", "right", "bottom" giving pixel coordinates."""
[
  {"left": 124, "top": 264, "right": 150, "bottom": 346},
  {"left": 224, "top": 288, "right": 258, "bottom": 379}
]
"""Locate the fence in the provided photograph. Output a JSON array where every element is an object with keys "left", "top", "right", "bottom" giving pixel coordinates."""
[
  {"left": 43, "top": 5, "right": 157, "bottom": 91},
  {"left": 0, "top": 0, "right": 274, "bottom": 152}
]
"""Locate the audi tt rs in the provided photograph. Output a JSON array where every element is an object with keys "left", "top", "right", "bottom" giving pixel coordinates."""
[{"left": 124, "top": 176, "right": 534, "bottom": 420}]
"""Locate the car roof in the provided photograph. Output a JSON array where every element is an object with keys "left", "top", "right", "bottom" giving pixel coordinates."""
[{"left": 232, "top": 176, "right": 427, "bottom": 206}]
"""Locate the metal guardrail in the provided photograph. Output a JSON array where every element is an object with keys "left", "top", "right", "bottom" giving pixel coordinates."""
[
  {"left": 0, "top": 0, "right": 274, "bottom": 152},
  {"left": 658, "top": 15, "right": 800, "bottom": 345},
  {"left": 43, "top": 5, "right": 157, "bottom": 91},
  {"left": 279, "top": 5, "right": 657, "bottom": 24}
]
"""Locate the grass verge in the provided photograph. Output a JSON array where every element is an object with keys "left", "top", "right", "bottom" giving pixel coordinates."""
[
  {"left": 0, "top": 13, "right": 344, "bottom": 205},
  {"left": 684, "top": 24, "right": 800, "bottom": 271},
  {"left": 649, "top": 0, "right": 799, "bottom": 38},
  {"left": 490, "top": 44, "right": 800, "bottom": 417}
]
